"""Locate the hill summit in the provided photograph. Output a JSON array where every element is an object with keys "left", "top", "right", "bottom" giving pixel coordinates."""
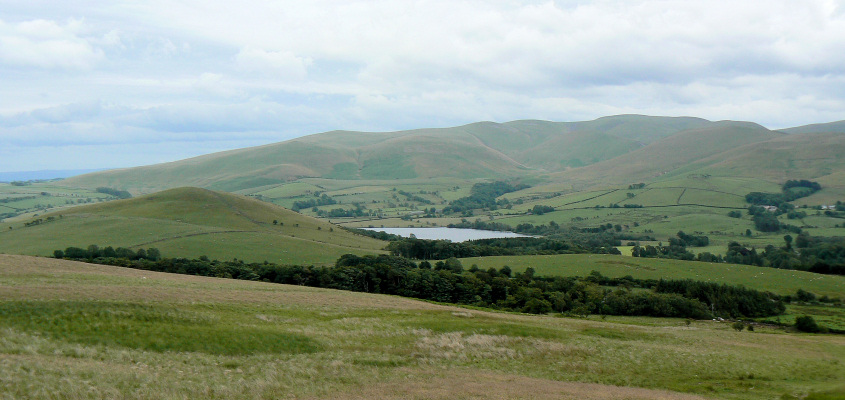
[
  {"left": 62, "top": 115, "right": 726, "bottom": 193},
  {"left": 0, "top": 187, "right": 386, "bottom": 264}
]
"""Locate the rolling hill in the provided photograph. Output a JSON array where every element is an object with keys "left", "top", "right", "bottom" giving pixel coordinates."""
[
  {"left": 0, "top": 187, "right": 386, "bottom": 264},
  {"left": 780, "top": 119, "right": 845, "bottom": 135},
  {"left": 540, "top": 120, "right": 783, "bottom": 188},
  {"left": 62, "top": 114, "right": 845, "bottom": 198},
  {"left": 41, "top": 114, "right": 845, "bottom": 256},
  {"left": 61, "top": 115, "right": 733, "bottom": 194}
]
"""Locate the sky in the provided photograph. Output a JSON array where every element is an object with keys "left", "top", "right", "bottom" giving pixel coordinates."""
[{"left": 1, "top": 0, "right": 844, "bottom": 172}]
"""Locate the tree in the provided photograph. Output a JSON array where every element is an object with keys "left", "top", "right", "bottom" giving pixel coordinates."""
[
  {"left": 795, "top": 289, "right": 816, "bottom": 302},
  {"left": 523, "top": 298, "right": 552, "bottom": 314},
  {"left": 99, "top": 246, "right": 114, "bottom": 258},
  {"left": 444, "top": 257, "right": 463, "bottom": 274},
  {"left": 795, "top": 315, "right": 821, "bottom": 333},
  {"left": 146, "top": 248, "right": 161, "bottom": 261},
  {"left": 87, "top": 244, "right": 100, "bottom": 259}
]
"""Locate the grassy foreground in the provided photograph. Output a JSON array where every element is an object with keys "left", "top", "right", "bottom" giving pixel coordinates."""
[{"left": 0, "top": 254, "right": 843, "bottom": 399}]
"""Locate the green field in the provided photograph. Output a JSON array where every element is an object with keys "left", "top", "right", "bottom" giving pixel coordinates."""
[
  {"left": 0, "top": 254, "right": 843, "bottom": 399},
  {"left": 0, "top": 182, "right": 116, "bottom": 222},
  {"left": 460, "top": 254, "right": 845, "bottom": 298},
  {"left": 0, "top": 187, "right": 386, "bottom": 265}
]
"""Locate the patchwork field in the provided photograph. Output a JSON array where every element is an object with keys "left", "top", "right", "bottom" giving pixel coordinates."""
[
  {"left": 1, "top": 254, "right": 843, "bottom": 400},
  {"left": 0, "top": 182, "right": 116, "bottom": 222}
]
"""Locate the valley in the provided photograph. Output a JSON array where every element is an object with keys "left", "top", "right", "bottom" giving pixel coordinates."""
[{"left": 1, "top": 115, "right": 844, "bottom": 399}]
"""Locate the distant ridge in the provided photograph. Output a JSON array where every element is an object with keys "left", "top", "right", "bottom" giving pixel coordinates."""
[
  {"left": 780, "top": 120, "right": 845, "bottom": 135},
  {"left": 61, "top": 115, "right": 722, "bottom": 193},
  {"left": 0, "top": 168, "right": 105, "bottom": 182},
  {"left": 59, "top": 115, "right": 845, "bottom": 195}
]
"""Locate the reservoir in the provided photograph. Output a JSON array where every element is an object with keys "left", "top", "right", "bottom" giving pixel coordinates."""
[{"left": 361, "top": 227, "right": 529, "bottom": 242}]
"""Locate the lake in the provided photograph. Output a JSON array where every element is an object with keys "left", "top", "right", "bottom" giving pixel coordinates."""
[{"left": 361, "top": 227, "right": 529, "bottom": 242}]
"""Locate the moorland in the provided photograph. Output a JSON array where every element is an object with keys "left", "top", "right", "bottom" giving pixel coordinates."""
[{"left": 1, "top": 114, "right": 844, "bottom": 399}]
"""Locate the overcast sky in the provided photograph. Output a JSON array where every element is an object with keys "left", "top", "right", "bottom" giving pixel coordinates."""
[{"left": 1, "top": 0, "right": 844, "bottom": 172}]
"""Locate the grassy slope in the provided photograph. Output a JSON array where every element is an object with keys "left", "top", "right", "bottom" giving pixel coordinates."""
[
  {"left": 460, "top": 254, "right": 845, "bottom": 298},
  {"left": 780, "top": 119, "right": 845, "bottom": 134},
  {"left": 34, "top": 117, "right": 845, "bottom": 262},
  {"left": 539, "top": 121, "right": 781, "bottom": 189},
  {"left": 60, "top": 116, "right": 721, "bottom": 195},
  {"left": 1, "top": 254, "right": 843, "bottom": 400},
  {"left": 666, "top": 131, "right": 845, "bottom": 183},
  {"left": 0, "top": 187, "right": 385, "bottom": 265}
]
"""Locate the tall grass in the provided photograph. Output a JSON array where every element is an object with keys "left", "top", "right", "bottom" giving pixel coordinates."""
[{"left": 0, "top": 301, "right": 320, "bottom": 355}]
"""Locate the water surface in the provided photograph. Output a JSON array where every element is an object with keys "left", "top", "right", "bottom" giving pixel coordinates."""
[{"left": 361, "top": 227, "right": 529, "bottom": 242}]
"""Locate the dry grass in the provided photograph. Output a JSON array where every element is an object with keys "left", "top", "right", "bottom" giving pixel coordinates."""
[
  {"left": 0, "top": 254, "right": 449, "bottom": 311},
  {"left": 1, "top": 255, "right": 844, "bottom": 400},
  {"left": 311, "top": 369, "right": 709, "bottom": 400}
]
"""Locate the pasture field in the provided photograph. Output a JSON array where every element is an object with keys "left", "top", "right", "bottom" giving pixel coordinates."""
[
  {"left": 460, "top": 254, "right": 845, "bottom": 298},
  {"left": 648, "top": 176, "right": 780, "bottom": 195},
  {"left": 0, "top": 182, "right": 114, "bottom": 222},
  {"left": 0, "top": 254, "right": 843, "bottom": 400},
  {"left": 320, "top": 175, "right": 843, "bottom": 257},
  {"left": 120, "top": 170, "right": 843, "bottom": 263},
  {"left": 241, "top": 178, "right": 473, "bottom": 220},
  {"left": 776, "top": 304, "right": 845, "bottom": 332}
]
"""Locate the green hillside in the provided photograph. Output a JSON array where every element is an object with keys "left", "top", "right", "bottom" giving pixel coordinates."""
[
  {"left": 541, "top": 121, "right": 782, "bottom": 188},
  {"left": 61, "top": 115, "right": 730, "bottom": 194},
  {"left": 679, "top": 131, "right": 845, "bottom": 182},
  {"left": 780, "top": 119, "right": 845, "bottom": 134},
  {"left": 42, "top": 115, "right": 845, "bottom": 257},
  {"left": 0, "top": 187, "right": 386, "bottom": 264},
  {"left": 2, "top": 254, "right": 843, "bottom": 399}
]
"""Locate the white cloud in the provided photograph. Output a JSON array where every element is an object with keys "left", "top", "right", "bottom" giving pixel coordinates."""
[
  {"left": 0, "top": 18, "right": 105, "bottom": 69},
  {"left": 236, "top": 47, "right": 312, "bottom": 79},
  {"left": 2, "top": 0, "right": 845, "bottom": 171}
]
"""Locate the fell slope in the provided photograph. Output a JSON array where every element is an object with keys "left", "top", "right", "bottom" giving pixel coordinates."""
[
  {"left": 61, "top": 116, "right": 719, "bottom": 194},
  {"left": 0, "top": 187, "right": 386, "bottom": 264},
  {"left": 780, "top": 119, "right": 845, "bottom": 134},
  {"left": 542, "top": 121, "right": 781, "bottom": 188}
]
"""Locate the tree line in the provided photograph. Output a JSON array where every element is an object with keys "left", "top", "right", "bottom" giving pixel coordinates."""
[
  {"left": 54, "top": 247, "right": 790, "bottom": 320},
  {"left": 745, "top": 179, "right": 821, "bottom": 208},
  {"left": 96, "top": 187, "right": 132, "bottom": 199},
  {"left": 384, "top": 237, "right": 579, "bottom": 259},
  {"left": 445, "top": 219, "right": 630, "bottom": 253},
  {"left": 443, "top": 181, "right": 528, "bottom": 214},
  {"left": 53, "top": 245, "right": 161, "bottom": 261},
  {"left": 631, "top": 232, "right": 845, "bottom": 276},
  {"left": 724, "top": 234, "right": 845, "bottom": 275},
  {"left": 292, "top": 194, "right": 337, "bottom": 211}
]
